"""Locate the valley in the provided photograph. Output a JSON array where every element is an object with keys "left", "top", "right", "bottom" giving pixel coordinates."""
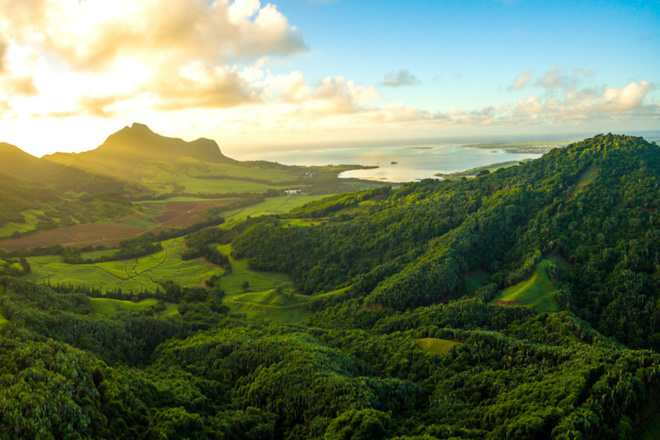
[{"left": 0, "top": 132, "right": 659, "bottom": 439}]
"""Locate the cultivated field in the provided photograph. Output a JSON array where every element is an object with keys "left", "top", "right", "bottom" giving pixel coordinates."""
[
  {"left": 0, "top": 223, "right": 144, "bottom": 251},
  {"left": 153, "top": 200, "right": 237, "bottom": 227},
  {"left": 26, "top": 238, "right": 223, "bottom": 293},
  {"left": 0, "top": 199, "right": 237, "bottom": 250}
]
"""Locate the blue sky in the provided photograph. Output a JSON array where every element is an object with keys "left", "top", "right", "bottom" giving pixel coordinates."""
[
  {"left": 270, "top": 0, "right": 659, "bottom": 108},
  {"left": 0, "top": 0, "right": 657, "bottom": 155}
]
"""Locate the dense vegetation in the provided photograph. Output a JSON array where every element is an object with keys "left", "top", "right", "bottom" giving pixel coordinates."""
[
  {"left": 234, "top": 134, "right": 660, "bottom": 350},
  {"left": 1, "top": 134, "right": 660, "bottom": 439}
]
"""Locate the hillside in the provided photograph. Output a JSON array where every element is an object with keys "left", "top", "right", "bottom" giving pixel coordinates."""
[
  {"left": 0, "top": 142, "right": 134, "bottom": 196},
  {"left": 44, "top": 123, "right": 375, "bottom": 196},
  {"left": 2, "top": 134, "right": 660, "bottom": 439},
  {"left": 0, "top": 124, "right": 381, "bottom": 244},
  {"left": 232, "top": 134, "right": 660, "bottom": 351}
]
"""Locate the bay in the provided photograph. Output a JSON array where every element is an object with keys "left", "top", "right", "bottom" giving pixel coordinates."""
[{"left": 229, "top": 143, "right": 543, "bottom": 182}]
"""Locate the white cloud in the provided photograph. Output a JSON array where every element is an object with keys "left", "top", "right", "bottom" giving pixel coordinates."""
[
  {"left": 508, "top": 70, "right": 532, "bottom": 90},
  {"left": 0, "top": 0, "right": 306, "bottom": 70},
  {"left": 598, "top": 81, "right": 654, "bottom": 112},
  {"left": 0, "top": 0, "right": 307, "bottom": 115},
  {"left": 381, "top": 69, "right": 421, "bottom": 87},
  {"left": 535, "top": 66, "right": 579, "bottom": 92},
  {"left": 511, "top": 81, "right": 656, "bottom": 124},
  {"left": 310, "top": 76, "right": 379, "bottom": 115}
]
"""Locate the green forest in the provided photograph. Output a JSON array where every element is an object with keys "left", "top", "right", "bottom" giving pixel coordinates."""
[{"left": 1, "top": 134, "right": 660, "bottom": 439}]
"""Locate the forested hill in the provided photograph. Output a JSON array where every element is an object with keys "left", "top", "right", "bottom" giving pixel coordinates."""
[
  {"left": 233, "top": 134, "right": 660, "bottom": 351},
  {"left": 3, "top": 134, "right": 660, "bottom": 439}
]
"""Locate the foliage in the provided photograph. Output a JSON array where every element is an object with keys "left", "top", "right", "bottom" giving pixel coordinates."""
[{"left": 1, "top": 135, "right": 660, "bottom": 439}]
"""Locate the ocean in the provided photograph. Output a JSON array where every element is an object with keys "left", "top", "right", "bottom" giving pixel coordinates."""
[{"left": 229, "top": 142, "right": 543, "bottom": 182}]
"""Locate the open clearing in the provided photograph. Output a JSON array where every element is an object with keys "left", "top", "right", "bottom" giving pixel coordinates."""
[
  {"left": 215, "top": 244, "right": 293, "bottom": 295},
  {"left": 215, "top": 244, "right": 312, "bottom": 323},
  {"left": 492, "top": 255, "right": 570, "bottom": 313},
  {"left": 225, "top": 289, "right": 312, "bottom": 323},
  {"left": 415, "top": 338, "right": 462, "bottom": 354},
  {"left": 566, "top": 165, "right": 598, "bottom": 200}
]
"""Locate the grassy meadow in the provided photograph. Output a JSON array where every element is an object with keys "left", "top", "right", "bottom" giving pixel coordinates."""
[
  {"left": 215, "top": 244, "right": 293, "bottom": 295},
  {"left": 415, "top": 338, "right": 463, "bottom": 355},
  {"left": 221, "top": 195, "right": 329, "bottom": 220},
  {"left": 225, "top": 290, "right": 313, "bottom": 323},
  {"left": 492, "top": 255, "right": 570, "bottom": 313}
]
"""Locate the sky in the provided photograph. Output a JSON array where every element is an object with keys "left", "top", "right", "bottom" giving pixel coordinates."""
[{"left": 0, "top": 0, "right": 658, "bottom": 157}]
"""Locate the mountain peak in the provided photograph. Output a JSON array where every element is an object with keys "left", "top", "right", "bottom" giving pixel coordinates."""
[
  {"left": 130, "top": 122, "right": 152, "bottom": 131},
  {"left": 95, "top": 123, "right": 229, "bottom": 163}
]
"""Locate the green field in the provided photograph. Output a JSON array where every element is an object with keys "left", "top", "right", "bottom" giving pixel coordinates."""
[
  {"left": 225, "top": 289, "right": 312, "bottom": 323},
  {"left": 221, "top": 195, "right": 329, "bottom": 220},
  {"left": 212, "top": 244, "right": 315, "bottom": 323},
  {"left": 415, "top": 338, "right": 462, "bottom": 354},
  {"left": 279, "top": 219, "right": 325, "bottom": 227},
  {"left": 215, "top": 244, "right": 293, "bottom": 295},
  {"left": 492, "top": 256, "right": 570, "bottom": 312},
  {"left": 90, "top": 297, "right": 178, "bottom": 317},
  {"left": 190, "top": 162, "right": 301, "bottom": 184},
  {"left": 26, "top": 238, "right": 223, "bottom": 293},
  {"left": 174, "top": 177, "right": 284, "bottom": 194}
]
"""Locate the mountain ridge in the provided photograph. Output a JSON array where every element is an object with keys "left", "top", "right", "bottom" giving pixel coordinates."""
[{"left": 44, "top": 122, "right": 233, "bottom": 165}]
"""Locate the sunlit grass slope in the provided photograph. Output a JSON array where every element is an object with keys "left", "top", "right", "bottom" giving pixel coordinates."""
[
  {"left": 415, "top": 338, "right": 463, "bottom": 354},
  {"left": 225, "top": 289, "right": 312, "bottom": 323},
  {"left": 492, "top": 256, "right": 570, "bottom": 313}
]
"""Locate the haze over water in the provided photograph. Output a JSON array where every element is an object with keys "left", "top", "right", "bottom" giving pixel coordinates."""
[{"left": 231, "top": 143, "right": 543, "bottom": 182}]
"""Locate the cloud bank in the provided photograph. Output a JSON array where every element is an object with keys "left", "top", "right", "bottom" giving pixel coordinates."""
[{"left": 0, "top": 1, "right": 656, "bottom": 153}]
